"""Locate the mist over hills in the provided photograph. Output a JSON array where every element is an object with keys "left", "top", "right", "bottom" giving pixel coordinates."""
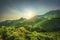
[{"left": 0, "top": 10, "right": 60, "bottom": 32}]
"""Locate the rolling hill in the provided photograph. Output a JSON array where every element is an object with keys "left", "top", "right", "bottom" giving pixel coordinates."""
[
  {"left": 0, "top": 10, "right": 60, "bottom": 32},
  {"left": 0, "top": 10, "right": 60, "bottom": 40}
]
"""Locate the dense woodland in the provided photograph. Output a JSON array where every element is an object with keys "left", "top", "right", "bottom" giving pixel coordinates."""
[{"left": 0, "top": 10, "right": 60, "bottom": 40}]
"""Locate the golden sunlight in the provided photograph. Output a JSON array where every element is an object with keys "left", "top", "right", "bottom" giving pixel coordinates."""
[
  {"left": 24, "top": 9, "right": 35, "bottom": 19},
  {"left": 0, "top": 16, "right": 21, "bottom": 21}
]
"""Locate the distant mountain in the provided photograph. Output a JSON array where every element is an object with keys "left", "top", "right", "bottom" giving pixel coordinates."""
[
  {"left": 33, "top": 10, "right": 60, "bottom": 32},
  {"left": 0, "top": 18, "right": 26, "bottom": 27},
  {"left": 45, "top": 10, "right": 60, "bottom": 15},
  {"left": 0, "top": 10, "right": 60, "bottom": 32},
  {"left": 44, "top": 10, "right": 60, "bottom": 18},
  {"left": 27, "top": 10, "right": 60, "bottom": 24}
]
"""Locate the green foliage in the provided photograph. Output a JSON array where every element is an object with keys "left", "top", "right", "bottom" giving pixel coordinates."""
[
  {"left": 0, "top": 10, "right": 60, "bottom": 40},
  {"left": 0, "top": 26, "right": 60, "bottom": 40}
]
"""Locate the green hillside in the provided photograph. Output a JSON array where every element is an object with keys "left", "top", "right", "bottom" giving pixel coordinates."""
[{"left": 0, "top": 10, "right": 60, "bottom": 40}]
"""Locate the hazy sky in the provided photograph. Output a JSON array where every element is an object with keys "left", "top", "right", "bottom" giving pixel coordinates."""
[{"left": 0, "top": 0, "right": 60, "bottom": 21}]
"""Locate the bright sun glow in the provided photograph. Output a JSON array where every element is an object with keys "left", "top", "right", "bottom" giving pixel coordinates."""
[{"left": 24, "top": 9, "right": 35, "bottom": 19}]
